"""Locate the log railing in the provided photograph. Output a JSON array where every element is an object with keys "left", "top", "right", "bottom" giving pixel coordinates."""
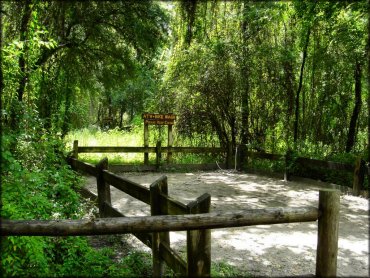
[
  {"left": 67, "top": 157, "right": 211, "bottom": 277},
  {"left": 236, "top": 146, "right": 366, "bottom": 196},
  {"left": 2, "top": 187, "right": 340, "bottom": 277},
  {"left": 72, "top": 140, "right": 229, "bottom": 170},
  {"left": 71, "top": 140, "right": 367, "bottom": 196}
]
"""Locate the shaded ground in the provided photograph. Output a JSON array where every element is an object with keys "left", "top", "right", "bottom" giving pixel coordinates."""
[{"left": 84, "top": 170, "right": 369, "bottom": 277}]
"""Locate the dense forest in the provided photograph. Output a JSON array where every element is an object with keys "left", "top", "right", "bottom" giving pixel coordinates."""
[
  {"left": 2, "top": 1, "right": 370, "bottom": 153},
  {"left": 1, "top": 0, "right": 370, "bottom": 276}
]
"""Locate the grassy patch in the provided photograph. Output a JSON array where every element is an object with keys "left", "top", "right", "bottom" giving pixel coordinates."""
[
  {"left": 65, "top": 127, "right": 224, "bottom": 165},
  {"left": 211, "top": 261, "right": 250, "bottom": 277}
]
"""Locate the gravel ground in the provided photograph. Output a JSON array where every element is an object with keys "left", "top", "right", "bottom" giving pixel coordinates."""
[{"left": 84, "top": 170, "right": 369, "bottom": 277}]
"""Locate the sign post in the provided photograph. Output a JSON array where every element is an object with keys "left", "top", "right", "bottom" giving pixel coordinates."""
[{"left": 142, "top": 113, "right": 176, "bottom": 165}]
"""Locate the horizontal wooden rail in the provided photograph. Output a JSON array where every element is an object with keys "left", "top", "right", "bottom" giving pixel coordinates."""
[
  {"left": 77, "top": 187, "right": 98, "bottom": 203},
  {"left": 296, "top": 157, "right": 354, "bottom": 172},
  {"left": 159, "top": 193, "right": 188, "bottom": 215},
  {"left": 246, "top": 151, "right": 284, "bottom": 161},
  {"left": 68, "top": 158, "right": 98, "bottom": 177},
  {"left": 1, "top": 206, "right": 319, "bottom": 236},
  {"left": 162, "top": 147, "right": 224, "bottom": 154},
  {"left": 77, "top": 146, "right": 225, "bottom": 154},
  {"left": 103, "top": 202, "right": 152, "bottom": 248},
  {"left": 160, "top": 241, "right": 187, "bottom": 275},
  {"left": 78, "top": 146, "right": 157, "bottom": 153},
  {"left": 102, "top": 170, "right": 150, "bottom": 204}
]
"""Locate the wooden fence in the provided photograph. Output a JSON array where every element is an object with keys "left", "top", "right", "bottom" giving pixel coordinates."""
[
  {"left": 72, "top": 140, "right": 367, "bottom": 196},
  {"left": 237, "top": 146, "right": 366, "bottom": 196},
  {"left": 72, "top": 140, "right": 229, "bottom": 171},
  {"left": 66, "top": 156, "right": 211, "bottom": 276},
  {"left": 1, "top": 155, "right": 341, "bottom": 277}
]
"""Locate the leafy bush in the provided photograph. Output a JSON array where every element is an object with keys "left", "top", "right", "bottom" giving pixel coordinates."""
[{"left": 1, "top": 111, "right": 153, "bottom": 277}]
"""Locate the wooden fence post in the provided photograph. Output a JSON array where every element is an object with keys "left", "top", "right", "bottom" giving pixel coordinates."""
[
  {"left": 156, "top": 141, "right": 162, "bottom": 170},
  {"left": 186, "top": 193, "right": 211, "bottom": 277},
  {"left": 236, "top": 145, "right": 245, "bottom": 171},
  {"left": 144, "top": 123, "right": 149, "bottom": 165},
  {"left": 316, "top": 189, "right": 340, "bottom": 277},
  {"left": 150, "top": 176, "right": 170, "bottom": 277},
  {"left": 96, "top": 158, "right": 110, "bottom": 218},
  {"left": 73, "top": 140, "right": 79, "bottom": 159},
  {"left": 353, "top": 157, "right": 365, "bottom": 196},
  {"left": 368, "top": 162, "right": 370, "bottom": 195},
  {"left": 167, "top": 125, "right": 173, "bottom": 164},
  {"left": 226, "top": 142, "right": 233, "bottom": 169},
  {"left": 284, "top": 149, "right": 292, "bottom": 181}
]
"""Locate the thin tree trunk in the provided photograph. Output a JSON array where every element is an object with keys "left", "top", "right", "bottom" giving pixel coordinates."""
[
  {"left": 10, "top": 0, "right": 32, "bottom": 131},
  {"left": 346, "top": 60, "right": 362, "bottom": 153},
  {"left": 293, "top": 27, "right": 311, "bottom": 147},
  {"left": 240, "top": 69, "right": 250, "bottom": 146},
  {"left": 119, "top": 106, "right": 124, "bottom": 128},
  {"left": 16, "top": 1, "right": 32, "bottom": 102},
  {"left": 61, "top": 87, "right": 72, "bottom": 138}
]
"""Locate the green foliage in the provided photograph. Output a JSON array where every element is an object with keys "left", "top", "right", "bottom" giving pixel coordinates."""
[
  {"left": 118, "top": 251, "right": 153, "bottom": 277},
  {"left": 160, "top": 1, "right": 368, "bottom": 157},
  {"left": 2, "top": 0, "right": 169, "bottom": 134},
  {"left": 1, "top": 110, "right": 153, "bottom": 277},
  {"left": 211, "top": 261, "right": 249, "bottom": 277},
  {"left": 65, "top": 126, "right": 224, "bottom": 165}
]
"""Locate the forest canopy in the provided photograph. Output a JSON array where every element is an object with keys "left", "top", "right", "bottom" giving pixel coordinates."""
[
  {"left": 2, "top": 0, "right": 369, "bottom": 157},
  {"left": 1, "top": 1, "right": 369, "bottom": 276}
]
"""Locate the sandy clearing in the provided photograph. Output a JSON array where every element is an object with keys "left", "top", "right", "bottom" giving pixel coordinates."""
[{"left": 84, "top": 170, "right": 369, "bottom": 277}]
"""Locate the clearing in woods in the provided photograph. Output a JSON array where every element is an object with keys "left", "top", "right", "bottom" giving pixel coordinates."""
[{"left": 84, "top": 171, "right": 369, "bottom": 277}]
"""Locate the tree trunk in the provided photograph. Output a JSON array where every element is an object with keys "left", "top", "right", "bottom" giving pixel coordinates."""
[
  {"left": 293, "top": 27, "right": 311, "bottom": 147},
  {"left": 240, "top": 64, "right": 250, "bottom": 147},
  {"left": 16, "top": 1, "right": 32, "bottom": 102},
  {"left": 10, "top": 0, "right": 32, "bottom": 131},
  {"left": 61, "top": 87, "right": 72, "bottom": 138},
  {"left": 346, "top": 60, "right": 362, "bottom": 153}
]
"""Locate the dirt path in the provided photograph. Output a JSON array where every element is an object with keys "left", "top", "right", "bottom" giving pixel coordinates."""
[{"left": 84, "top": 170, "right": 369, "bottom": 277}]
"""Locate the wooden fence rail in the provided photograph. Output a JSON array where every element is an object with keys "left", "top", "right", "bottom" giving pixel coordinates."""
[
  {"left": 236, "top": 146, "right": 366, "bottom": 196},
  {"left": 67, "top": 157, "right": 210, "bottom": 277},
  {"left": 1, "top": 190, "right": 339, "bottom": 277},
  {"left": 66, "top": 155, "right": 339, "bottom": 277},
  {"left": 71, "top": 140, "right": 366, "bottom": 196},
  {"left": 72, "top": 140, "right": 229, "bottom": 169},
  {"left": 1, "top": 206, "right": 320, "bottom": 236},
  {"left": 2, "top": 153, "right": 341, "bottom": 277},
  {"left": 71, "top": 139, "right": 367, "bottom": 196}
]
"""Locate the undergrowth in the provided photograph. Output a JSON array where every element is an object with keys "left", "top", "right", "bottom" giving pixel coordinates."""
[
  {"left": 1, "top": 115, "right": 145, "bottom": 277},
  {"left": 1, "top": 115, "right": 243, "bottom": 277}
]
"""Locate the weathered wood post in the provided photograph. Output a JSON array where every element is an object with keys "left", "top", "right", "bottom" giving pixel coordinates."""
[
  {"left": 144, "top": 123, "right": 149, "bottom": 165},
  {"left": 353, "top": 157, "right": 365, "bottom": 196},
  {"left": 150, "top": 176, "right": 170, "bottom": 277},
  {"left": 167, "top": 124, "right": 173, "bottom": 164},
  {"left": 96, "top": 158, "right": 110, "bottom": 218},
  {"left": 186, "top": 193, "right": 211, "bottom": 277},
  {"left": 236, "top": 144, "right": 245, "bottom": 171},
  {"left": 316, "top": 189, "right": 340, "bottom": 277},
  {"left": 368, "top": 162, "right": 370, "bottom": 196},
  {"left": 73, "top": 140, "right": 79, "bottom": 159},
  {"left": 156, "top": 141, "right": 162, "bottom": 170},
  {"left": 226, "top": 142, "right": 233, "bottom": 169},
  {"left": 284, "top": 149, "right": 293, "bottom": 181}
]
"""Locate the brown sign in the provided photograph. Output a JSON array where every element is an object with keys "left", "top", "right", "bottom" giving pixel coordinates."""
[{"left": 142, "top": 113, "right": 176, "bottom": 125}]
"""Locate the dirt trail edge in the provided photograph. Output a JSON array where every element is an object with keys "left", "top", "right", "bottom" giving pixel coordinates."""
[{"left": 84, "top": 171, "right": 369, "bottom": 277}]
